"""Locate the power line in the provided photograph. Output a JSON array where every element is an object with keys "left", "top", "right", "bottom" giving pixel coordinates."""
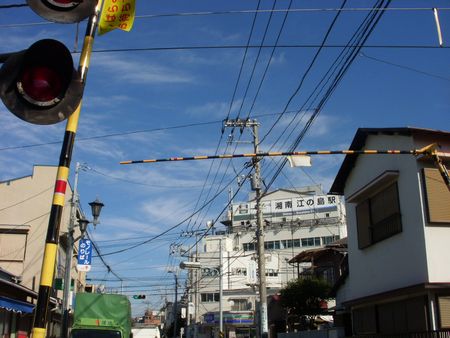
[
  {"left": 265, "top": 0, "right": 392, "bottom": 191},
  {"left": 87, "top": 166, "right": 217, "bottom": 189},
  {"left": 87, "top": 232, "right": 123, "bottom": 282},
  {"left": 261, "top": 0, "right": 348, "bottom": 145},
  {"left": 98, "top": 167, "right": 249, "bottom": 257},
  {"left": 359, "top": 52, "right": 450, "bottom": 82},
  {"left": 0, "top": 120, "right": 219, "bottom": 152},
  {"left": 0, "top": 4, "right": 27, "bottom": 9},
  {"left": 263, "top": 0, "right": 389, "bottom": 181},
  {"left": 232, "top": 0, "right": 279, "bottom": 123},
  {"left": 0, "top": 185, "right": 53, "bottom": 212},
  {"left": 182, "top": 0, "right": 262, "bottom": 236},
  {"left": 87, "top": 44, "right": 449, "bottom": 54},
  {"left": 0, "top": 110, "right": 299, "bottom": 152}
]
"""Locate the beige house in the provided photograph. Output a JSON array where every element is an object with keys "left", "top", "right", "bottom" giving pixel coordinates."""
[
  {"left": 329, "top": 127, "right": 450, "bottom": 336},
  {"left": 0, "top": 165, "right": 86, "bottom": 337}
]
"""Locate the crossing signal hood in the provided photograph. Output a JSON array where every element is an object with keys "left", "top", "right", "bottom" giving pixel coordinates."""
[
  {"left": 132, "top": 295, "right": 146, "bottom": 299},
  {"left": 27, "top": 0, "right": 98, "bottom": 23},
  {"left": 0, "top": 39, "right": 83, "bottom": 125}
]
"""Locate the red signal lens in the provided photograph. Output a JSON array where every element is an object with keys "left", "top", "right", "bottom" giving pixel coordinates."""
[
  {"left": 18, "top": 65, "right": 63, "bottom": 106},
  {"left": 44, "top": 0, "right": 81, "bottom": 9}
]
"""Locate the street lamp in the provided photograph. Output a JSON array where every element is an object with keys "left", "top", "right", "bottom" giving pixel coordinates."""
[
  {"left": 61, "top": 162, "right": 104, "bottom": 338},
  {"left": 89, "top": 198, "right": 104, "bottom": 226},
  {"left": 179, "top": 261, "right": 202, "bottom": 338}
]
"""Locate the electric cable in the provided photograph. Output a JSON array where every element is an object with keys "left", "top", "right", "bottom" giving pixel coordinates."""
[
  {"left": 359, "top": 51, "right": 450, "bottom": 82},
  {"left": 0, "top": 185, "right": 53, "bottom": 212},
  {"left": 264, "top": 0, "right": 392, "bottom": 190},
  {"left": 181, "top": 0, "right": 262, "bottom": 236},
  {"left": 97, "top": 166, "right": 249, "bottom": 257},
  {"left": 259, "top": 0, "right": 348, "bottom": 145}
]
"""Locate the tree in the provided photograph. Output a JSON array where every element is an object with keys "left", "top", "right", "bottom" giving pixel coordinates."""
[{"left": 280, "top": 277, "right": 331, "bottom": 330}]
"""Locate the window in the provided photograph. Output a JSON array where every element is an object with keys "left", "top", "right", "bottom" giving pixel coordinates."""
[
  {"left": 231, "top": 267, "right": 247, "bottom": 276},
  {"left": 243, "top": 243, "right": 255, "bottom": 251},
  {"left": 264, "top": 241, "right": 274, "bottom": 250},
  {"left": 438, "top": 296, "right": 450, "bottom": 328},
  {"left": 0, "top": 226, "right": 29, "bottom": 262},
  {"left": 422, "top": 168, "right": 450, "bottom": 224},
  {"left": 265, "top": 269, "right": 278, "bottom": 277},
  {"left": 201, "top": 293, "right": 220, "bottom": 302},
  {"left": 281, "top": 239, "right": 293, "bottom": 248},
  {"left": 322, "top": 235, "right": 340, "bottom": 245},
  {"left": 264, "top": 241, "right": 280, "bottom": 250},
  {"left": 356, "top": 182, "right": 402, "bottom": 249},
  {"left": 293, "top": 239, "right": 301, "bottom": 247},
  {"left": 301, "top": 237, "right": 321, "bottom": 247},
  {"left": 239, "top": 204, "right": 248, "bottom": 214},
  {"left": 230, "top": 299, "right": 249, "bottom": 311}
]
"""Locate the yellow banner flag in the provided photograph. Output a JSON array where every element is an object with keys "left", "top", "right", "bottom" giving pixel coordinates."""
[{"left": 99, "top": 0, "right": 136, "bottom": 35}]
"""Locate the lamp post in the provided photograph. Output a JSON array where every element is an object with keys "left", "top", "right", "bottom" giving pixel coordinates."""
[
  {"left": 61, "top": 162, "right": 104, "bottom": 338},
  {"left": 179, "top": 261, "right": 202, "bottom": 338}
]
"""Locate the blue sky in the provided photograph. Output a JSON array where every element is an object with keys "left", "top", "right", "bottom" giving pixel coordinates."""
[{"left": 0, "top": 0, "right": 449, "bottom": 316}]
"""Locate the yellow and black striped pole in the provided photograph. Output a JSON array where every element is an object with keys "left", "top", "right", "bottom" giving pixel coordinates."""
[
  {"left": 120, "top": 146, "right": 450, "bottom": 190},
  {"left": 120, "top": 148, "right": 432, "bottom": 165},
  {"left": 31, "top": 2, "right": 103, "bottom": 338}
]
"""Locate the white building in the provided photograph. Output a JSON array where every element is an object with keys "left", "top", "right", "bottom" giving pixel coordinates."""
[
  {"left": 329, "top": 127, "right": 450, "bottom": 336},
  {"left": 192, "top": 185, "right": 346, "bottom": 338}
]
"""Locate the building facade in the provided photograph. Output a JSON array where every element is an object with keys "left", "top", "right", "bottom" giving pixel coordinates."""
[
  {"left": 191, "top": 185, "right": 346, "bottom": 338},
  {"left": 0, "top": 165, "right": 86, "bottom": 337},
  {"left": 330, "top": 127, "right": 450, "bottom": 336}
]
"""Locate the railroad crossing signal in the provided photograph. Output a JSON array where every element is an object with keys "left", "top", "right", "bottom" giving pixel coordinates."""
[
  {"left": 0, "top": 39, "right": 83, "bottom": 125},
  {"left": 27, "top": 0, "right": 98, "bottom": 23},
  {"left": 132, "top": 295, "right": 146, "bottom": 299}
]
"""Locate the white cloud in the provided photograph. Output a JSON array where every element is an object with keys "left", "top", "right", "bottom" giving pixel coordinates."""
[
  {"left": 269, "top": 52, "right": 286, "bottom": 65},
  {"left": 140, "top": 196, "right": 195, "bottom": 225},
  {"left": 104, "top": 216, "right": 162, "bottom": 235},
  {"left": 92, "top": 54, "right": 195, "bottom": 84},
  {"left": 185, "top": 99, "right": 243, "bottom": 118},
  {"left": 83, "top": 95, "right": 132, "bottom": 109}
]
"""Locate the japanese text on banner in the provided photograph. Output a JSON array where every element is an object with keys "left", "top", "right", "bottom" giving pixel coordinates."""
[
  {"left": 77, "top": 239, "right": 93, "bottom": 272},
  {"left": 99, "top": 0, "right": 136, "bottom": 35}
]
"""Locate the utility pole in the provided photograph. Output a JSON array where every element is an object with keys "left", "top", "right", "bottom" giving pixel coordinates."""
[
  {"left": 219, "top": 237, "right": 223, "bottom": 338},
  {"left": 61, "top": 162, "right": 81, "bottom": 338},
  {"left": 185, "top": 253, "right": 193, "bottom": 338},
  {"left": 194, "top": 232, "right": 200, "bottom": 338},
  {"left": 223, "top": 119, "right": 268, "bottom": 338},
  {"left": 174, "top": 273, "right": 178, "bottom": 338},
  {"left": 61, "top": 162, "right": 104, "bottom": 338}
]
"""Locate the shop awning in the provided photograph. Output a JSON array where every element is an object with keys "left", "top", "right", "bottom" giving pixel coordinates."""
[{"left": 0, "top": 296, "right": 34, "bottom": 314}]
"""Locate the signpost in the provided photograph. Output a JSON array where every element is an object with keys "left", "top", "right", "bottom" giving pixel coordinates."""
[{"left": 77, "top": 239, "right": 93, "bottom": 272}]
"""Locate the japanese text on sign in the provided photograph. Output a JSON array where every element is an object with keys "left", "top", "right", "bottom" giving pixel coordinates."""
[
  {"left": 77, "top": 239, "right": 93, "bottom": 272},
  {"left": 99, "top": 0, "right": 136, "bottom": 35}
]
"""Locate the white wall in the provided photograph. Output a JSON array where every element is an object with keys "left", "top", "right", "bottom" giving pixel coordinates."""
[{"left": 341, "top": 134, "right": 430, "bottom": 303}]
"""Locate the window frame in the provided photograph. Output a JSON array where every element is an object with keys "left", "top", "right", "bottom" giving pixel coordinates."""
[{"left": 355, "top": 181, "right": 402, "bottom": 249}]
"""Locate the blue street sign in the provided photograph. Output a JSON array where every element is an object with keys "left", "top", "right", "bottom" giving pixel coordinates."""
[{"left": 77, "top": 239, "right": 93, "bottom": 272}]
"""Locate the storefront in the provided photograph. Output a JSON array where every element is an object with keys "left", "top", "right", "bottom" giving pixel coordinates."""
[
  {"left": 0, "top": 275, "right": 36, "bottom": 338},
  {"left": 0, "top": 296, "right": 34, "bottom": 338},
  {"left": 201, "top": 311, "right": 255, "bottom": 338}
]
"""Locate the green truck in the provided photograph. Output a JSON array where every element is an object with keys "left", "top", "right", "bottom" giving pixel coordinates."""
[{"left": 71, "top": 293, "right": 132, "bottom": 338}]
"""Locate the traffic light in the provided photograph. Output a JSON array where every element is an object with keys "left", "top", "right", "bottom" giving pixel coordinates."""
[
  {"left": 27, "top": 0, "right": 98, "bottom": 24},
  {"left": 0, "top": 39, "right": 83, "bottom": 125},
  {"left": 132, "top": 295, "right": 146, "bottom": 299}
]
